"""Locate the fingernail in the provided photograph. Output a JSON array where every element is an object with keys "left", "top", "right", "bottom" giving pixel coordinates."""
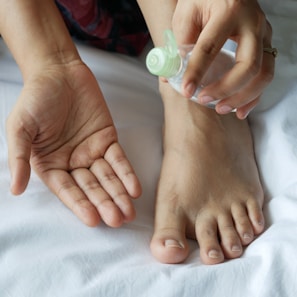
[
  {"left": 238, "top": 109, "right": 251, "bottom": 120},
  {"left": 217, "top": 105, "right": 233, "bottom": 114},
  {"left": 165, "top": 239, "right": 184, "bottom": 249},
  {"left": 243, "top": 111, "right": 250, "bottom": 119},
  {"left": 199, "top": 95, "right": 215, "bottom": 105},
  {"left": 208, "top": 249, "right": 221, "bottom": 259}
]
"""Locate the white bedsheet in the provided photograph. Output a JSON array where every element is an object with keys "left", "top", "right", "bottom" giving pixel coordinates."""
[{"left": 1, "top": 1, "right": 297, "bottom": 296}]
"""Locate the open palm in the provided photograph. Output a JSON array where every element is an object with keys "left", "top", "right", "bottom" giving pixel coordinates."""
[{"left": 6, "top": 62, "right": 141, "bottom": 227}]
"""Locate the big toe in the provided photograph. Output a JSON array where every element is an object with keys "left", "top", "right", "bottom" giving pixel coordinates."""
[{"left": 150, "top": 212, "right": 189, "bottom": 264}]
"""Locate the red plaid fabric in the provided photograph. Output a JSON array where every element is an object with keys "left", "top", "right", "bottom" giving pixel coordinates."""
[{"left": 56, "top": 0, "right": 150, "bottom": 56}]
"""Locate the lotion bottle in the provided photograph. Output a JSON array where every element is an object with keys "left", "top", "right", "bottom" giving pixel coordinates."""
[{"left": 146, "top": 30, "right": 235, "bottom": 109}]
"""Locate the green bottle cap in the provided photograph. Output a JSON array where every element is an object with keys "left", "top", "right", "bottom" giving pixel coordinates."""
[{"left": 146, "top": 30, "right": 181, "bottom": 78}]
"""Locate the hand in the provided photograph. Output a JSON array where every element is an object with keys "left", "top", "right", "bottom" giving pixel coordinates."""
[
  {"left": 172, "top": 0, "right": 275, "bottom": 119},
  {"left": 6, "top": 61, "right": 142, "bottom": 227}
]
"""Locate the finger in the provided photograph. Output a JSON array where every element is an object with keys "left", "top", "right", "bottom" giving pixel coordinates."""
[
  {"left": 181, "top": 13, "right": 234, "bottom": 98},
  {"left": 6, "top": 114, "right": 34, "bottom": 195},
  {"left": 172, "top": 1, "right": 201, "bottom": 45},
  {"left": 41, "top": 169, "right": 101, "bottom": 227},
  {"left": 71, "top": 168, "right": 125, "bottom": 227},
  {"left": 90, "top": 157, "right": 136, "bottom": 222},
  {"left": 235, "top": 97, "right": 260, "bottom": 120},
  {"left": 69, "top": 126, "right": 117, "bottom": 169},
  {"left": 199, "top": 30, "right": 262, "bottom": 107},
  {"left": 215, "top": 47, "right": 274, "bottom": 114},
  {"left": 104, "top": 142, "right": 142, "bottom": 198}
]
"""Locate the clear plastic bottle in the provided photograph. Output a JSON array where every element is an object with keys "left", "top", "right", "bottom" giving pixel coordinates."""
[{"left": 146, "top": 30, "right": 235, "bottom": 109}]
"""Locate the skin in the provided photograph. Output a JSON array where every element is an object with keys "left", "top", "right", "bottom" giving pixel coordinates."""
[
  {"left": 1, "top": 0, "right": 274, "bottom": 264},
  {"left": 150, "top": 83, "right": 265, "bottom": 264},
  {"left": 138, "top": 0, "right": 272, "bottom": 264},
  {"left": 172, "top": 0, "right": 275, "bottom": 119},
  {"left": 1, "top": 0, "right": 141, "bottom": 228}
]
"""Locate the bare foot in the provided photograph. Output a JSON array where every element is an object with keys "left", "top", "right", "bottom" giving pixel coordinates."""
[{"left": 150, "top": 84, "right": 265, "bottom": 264}]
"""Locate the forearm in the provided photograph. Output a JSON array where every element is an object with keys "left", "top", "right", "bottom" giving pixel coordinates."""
[
  {"left": 137, "top": 0, "right": 177, "bottom": 46},
  {"left": 0, "top": 0, "right": 80, "bottom": 80}
]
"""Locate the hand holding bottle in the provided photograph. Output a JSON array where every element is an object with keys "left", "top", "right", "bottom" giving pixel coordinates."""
[
  {"left": 146, "top": 30, "right": 237, "bottom": 110},
  {"left": 172, "top": 0, "right": 275, "bottom": 119}
]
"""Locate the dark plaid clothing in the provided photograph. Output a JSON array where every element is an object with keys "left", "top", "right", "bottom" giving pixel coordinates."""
[{"left": 55, "top": 0, "right": 149, "bottom": 56}]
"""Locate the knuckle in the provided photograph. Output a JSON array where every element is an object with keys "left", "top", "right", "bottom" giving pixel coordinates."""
[
  {"left": 99, "top": 172, "right": 117, "bottom": 184},
  {"left": 227, "top": 0, "right": 248, "bottom": 14},
  {"left": 256, "top": 7, "right": 266, "bottom": 23},
  {"left": 258, "top": 10, "right": 268, "bottom": 27},
  {"left": 185, "top": 63, "right": 204, "bottom": 84},
  {"left": 216, "top": 86, "right": 231, "bottom": 99},
  {"left": 250, "top": 56, "right": 262, "bottom": 75},
  {"left": 111, "top": 154, "right": 126, "bottom": 167},
  {"left": 265, "top": 20, "right": 273, "bottom": 40},
  {"left": 260, "top": 66, "right": 275, "bottom": 84},
  {"left": 57, "top": 181, "right": 76, "bottom": 197},
  {"left": 83, "top": 180, "right": 101, "bottom": 193},
  {"left": 113, "top": 192, "right": 130, "bottom": 204},
  {"left": 74, "top": 197, "right": 92, "bottom": 210},
  {"left": 243, "top": 58, "right": 261, "bottom": 80},
  {"left": 198, "top": 39, "right": 220, "bottom": 57},
  {"left": 257, "top": 57, "right": 275, "bottom": 84},
  {"left": 94, "top": 197, "right": 111, "bottom": 209}
]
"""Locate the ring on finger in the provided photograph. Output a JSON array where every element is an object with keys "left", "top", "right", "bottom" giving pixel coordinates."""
[{"left": 263, "top": 47, "right": 278, "bottom": 58}]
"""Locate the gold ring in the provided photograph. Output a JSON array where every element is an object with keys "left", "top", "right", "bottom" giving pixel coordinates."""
[{"left": 263, "top": 47, "right": 278, "bottom": 58}]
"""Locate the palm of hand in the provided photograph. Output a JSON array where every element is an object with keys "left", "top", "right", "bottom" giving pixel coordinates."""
[{"left": 7, "top": 63, "right": 141, "bottom": 227}]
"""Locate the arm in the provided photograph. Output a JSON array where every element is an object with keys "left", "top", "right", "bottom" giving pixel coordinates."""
[
  {"left": 1, "top": 0, "right": 141, "bottom": 227},
  {"left": 0, "top": 0, "right": 81, "bottom": 194},
  {"left": 137, "top": 0, "right": 176, "bottom": 46},
  {"left": 0, "top": 0, "right": 80, "bottom": 79}
]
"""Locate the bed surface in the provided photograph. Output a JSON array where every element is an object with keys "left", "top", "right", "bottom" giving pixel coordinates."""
[{"left": 1, "top": 1, "right": 297, "bottom": 296}]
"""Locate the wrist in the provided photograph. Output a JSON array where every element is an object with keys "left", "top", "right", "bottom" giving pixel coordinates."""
[{"left": 0, "top": 0, "right": 80, "bottom": 78}]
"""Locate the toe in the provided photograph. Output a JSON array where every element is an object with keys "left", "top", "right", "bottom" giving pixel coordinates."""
[
  {"left": 195, "top": 216, "right": 224, "bottom": 265},
  {"left": 150, "top": 228, "right": 189, "bottom": 264},
  {"left": 218, "top": 214, "right": 243, "bottom": 259},
  {"left": 231, "top": 203, "right": 255, "bottom": 245},
  {"left": 247, "top": 198, "right": 265, "bottom": 235},
  {"left": 150, "top": 205, "right": 189, "bottom": 264}
]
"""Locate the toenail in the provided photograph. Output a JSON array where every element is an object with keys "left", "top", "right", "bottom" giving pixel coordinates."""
[
  {"left": 208, "top": 249, "right": 221, "bottom": 259},
  {"left": 231, "top": 245, "right": 242, "bottom": 252},
  {"left": 165, "top": 239, "right": 184, "bottom": 249},
  {"left": 243, "top": 233, "right": 253, "bottom": 241},
  {"left": 258, "top": 220, "right": 264, "bottom": 226}
]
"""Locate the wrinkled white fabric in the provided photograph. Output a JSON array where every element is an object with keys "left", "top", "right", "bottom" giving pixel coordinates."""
[{"left": 0, "top": 1, "right": 297, "bottom": 296}]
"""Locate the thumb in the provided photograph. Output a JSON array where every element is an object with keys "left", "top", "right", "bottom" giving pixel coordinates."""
[{"left": 6, "top": 112, "right": 35, "bottom": 195}]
